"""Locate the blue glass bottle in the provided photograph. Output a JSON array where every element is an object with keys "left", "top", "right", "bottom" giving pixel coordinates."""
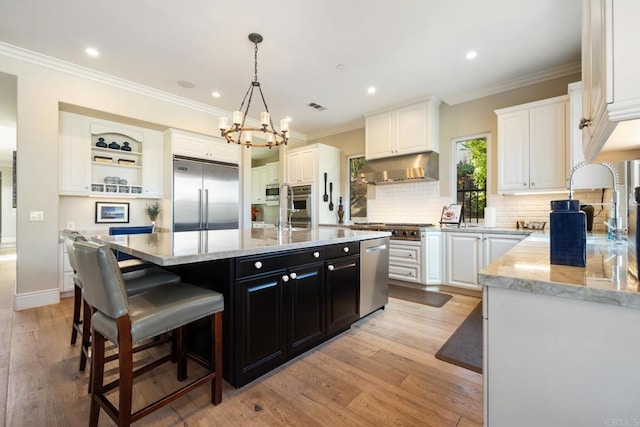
[{"left": 550, "top": 199, "right": 586, "bottom": 267}]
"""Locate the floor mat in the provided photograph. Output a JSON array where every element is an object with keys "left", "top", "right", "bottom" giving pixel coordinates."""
[
  {"left": 388, "top": 284, "right": 452, "bottom": 308},
  {"left": 435, "top": 302, "right": 483, "bottom": 373}
]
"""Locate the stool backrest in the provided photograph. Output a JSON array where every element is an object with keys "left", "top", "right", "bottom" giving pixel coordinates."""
[
  {"left": 62, "top": 229, "right": 86, "bottom": 273},
  {"left": 73, "top": 240, "right": 129, "bottom": 319},
  {"left": 109, "top": 226, "right": 153, "bottom": 235}
]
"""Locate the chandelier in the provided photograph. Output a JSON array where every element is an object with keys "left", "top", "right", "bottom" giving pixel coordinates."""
[{"left": 218, "top": 33, "right": 289, "bottom": 148}]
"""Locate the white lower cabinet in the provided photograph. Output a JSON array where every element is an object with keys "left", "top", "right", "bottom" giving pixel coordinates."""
[
  {"left": 446, "top": 232, "right": 525, "bottom": 290},
  {"left": 389, "top": 240, "right": 422, "bottom": 284},
  {"left": 446, "top": 232, "right": 484, "bottom": 290},
  {"left": 423, "top": 232, "right": 442, "bottom": 284},
  {"left": 58, "top": 242, "right": 74, "bottom": 293}
]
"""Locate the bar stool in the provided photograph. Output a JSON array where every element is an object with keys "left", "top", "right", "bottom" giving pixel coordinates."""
[
  {"left": 73, "top": 240, "right": 223, "bottom": 427},
  {"left": 62, "top": 230, "right": 181, "bottom": 371}
]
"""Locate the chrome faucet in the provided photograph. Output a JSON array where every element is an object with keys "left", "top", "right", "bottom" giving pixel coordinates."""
[
  {"left": 567, "top": 161, "right": 622, "bottom": 239},
  {"left": 278, "top": 182, "right": 296, "bottom": 230}
]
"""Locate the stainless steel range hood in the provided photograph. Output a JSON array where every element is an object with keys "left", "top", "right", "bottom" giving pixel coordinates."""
[{"left": 359, "top": 152, "right": 439, "bottom": 184}]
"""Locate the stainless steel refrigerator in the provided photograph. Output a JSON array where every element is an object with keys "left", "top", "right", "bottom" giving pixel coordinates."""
[{"left": 173, "top": 156, "right": 239, "bottom": 232}]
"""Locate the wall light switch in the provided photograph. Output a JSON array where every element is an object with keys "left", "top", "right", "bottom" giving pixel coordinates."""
[
  {"left": 66, "top": 221, "right": 75, "bottom": 230},
  {"left": 29, "top": 211, "right": 44, "bottom": 222}
]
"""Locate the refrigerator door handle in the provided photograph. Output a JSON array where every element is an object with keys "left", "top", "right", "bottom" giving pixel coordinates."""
[
  {"left": 204, "top": 189, "right": 209, "bottom": 229},
  {"left": 198, "top": 189, "right": 203, "bottom": 229}
]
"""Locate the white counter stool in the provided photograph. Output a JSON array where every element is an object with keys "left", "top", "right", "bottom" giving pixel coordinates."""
[
  {"left": 62, "top": 230, "right": 181, "bottom": 373},
  {"left": 73, "top": 240, "right": 223, "bottom": 427}
]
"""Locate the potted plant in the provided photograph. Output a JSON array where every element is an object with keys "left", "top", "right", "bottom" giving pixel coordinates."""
[{"left": 144, "top": 202, "right": 161, "bottom": 231}]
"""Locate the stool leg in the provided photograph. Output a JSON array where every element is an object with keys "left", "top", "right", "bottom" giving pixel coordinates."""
[
  {"left": 212, "top": 311, "right": 223, "bottom": 405},
  {"left": 89, "top": 329, "right": 105, "bottom": 427},
  {"left": 117, "top": 318, "right": 134, "bottom": 427},
  {"left": 80, "top": 298, "right": 91, "bottom": 372},
  {"left": 70, "top": 282, "right": 82, "bottom": 345},
  {"left": 176, "top": 326, "right": 187, "bottom": 381}
]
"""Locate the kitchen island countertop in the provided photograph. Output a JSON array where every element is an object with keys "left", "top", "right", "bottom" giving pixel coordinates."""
[
  {"left": 92, "top": 227, "right": 391, "bottom": 266},
  {"left": 479, "top": 236, "right": 640, "bottom": 310}
]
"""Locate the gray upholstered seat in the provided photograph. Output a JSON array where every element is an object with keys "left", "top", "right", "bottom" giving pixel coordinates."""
[
  {"left": 73, "top": 240, "right": 223, "bottom": 426},
  {"left": 61, "top": 230, "right": 181, "bottom": 372}
]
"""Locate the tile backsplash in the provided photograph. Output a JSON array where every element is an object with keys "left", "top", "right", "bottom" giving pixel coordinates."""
[{"left": 367, "top": 180, "right": 613, "bottom": 231}]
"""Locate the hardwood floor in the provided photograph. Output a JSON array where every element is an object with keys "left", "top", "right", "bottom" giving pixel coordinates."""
[{"left": 0, "top": 248, "right": 483, "bottom": 426}]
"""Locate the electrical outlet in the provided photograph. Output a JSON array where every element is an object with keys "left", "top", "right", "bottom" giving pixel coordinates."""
[
  {"left": 29, "top": 211, "right": 44, "bottom": 222},
  {"left": 67, "top": 221, "right": 75, "bottom": 230}
]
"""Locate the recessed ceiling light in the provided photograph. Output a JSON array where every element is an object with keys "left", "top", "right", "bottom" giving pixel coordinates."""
[
  {"left": 336, "top": 64, "right": 345, "bottom": 70},
  {"left": 85, "top": 47, "right": 99, "bottom": 57},
  {"left": 466, "top": 51, "right": 477, "bottom": 60},
  {"left": 367, "top": 86, "right": 376, "bottom": 94},
  {"left": 177, "top": 80, "right": 196, "bottom": 88},
  {"left": 212, "top": 91, "right": 221, "bottom": 98}
]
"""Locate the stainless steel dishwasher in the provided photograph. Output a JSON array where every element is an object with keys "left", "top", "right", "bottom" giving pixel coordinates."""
[{"left": 360, "top": 237, "right": 390, "bottom": 318}]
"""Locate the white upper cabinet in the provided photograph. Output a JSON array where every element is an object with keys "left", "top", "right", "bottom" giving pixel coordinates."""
[
  {"left": 286, "top": 148, "right": 316, "bottom": 185},
  {"left": 59, "top": 113, "right": 91, "bottom": 194},
  {"left": 581, "top": 0, "right": 640, "bottom": 162},
  {"left": 265, "top": 161, "right": 279, "bottom": 184},
  {"left": 496, "top": 96, "right": 568, "bottom": 193},
  {"left": 59, "top": 112, "right": 164, "bottom": 198},
  {"left": 568, "top": 82, "right": 615, "bottom": 189},
  {"left": 169, "top": 129, "right": 241, "bottom": 165},
  {"left": 365, "top": 98, "right": 440, "bottom": 160},
  {"left": 251, "top": 166, "right": 268, "bottom": 204}
]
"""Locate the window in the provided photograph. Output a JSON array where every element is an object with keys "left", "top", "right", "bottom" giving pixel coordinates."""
[
  {"left": 455, "top": 136, "right": 487, "bottom": 223},
  {"left": 348, "top": 155, "right": 367, "bottom": 220}
]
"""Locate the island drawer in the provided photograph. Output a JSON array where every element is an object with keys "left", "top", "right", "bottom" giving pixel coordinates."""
[
  {"left": 237, "top": 247, "right": 326, "bottom": 277},
  {"left": 325, "top": 241, "right": 360, "bottom": 259}
]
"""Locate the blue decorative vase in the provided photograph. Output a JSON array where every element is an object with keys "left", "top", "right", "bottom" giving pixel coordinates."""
[
  {"left": 121, "top": 141, "right": 131, "bottom": 151},
  {"left": 96, "top": 137, "right": 107, "bottom": 148},
  {"left": 550, "top": 199, "right": 586, "bottom": 267},
  {"left": 108, "top": 141, "right": 121, "bottom": 150}
]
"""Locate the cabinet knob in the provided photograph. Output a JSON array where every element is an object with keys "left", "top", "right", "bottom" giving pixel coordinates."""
[
  {"left": 531, "top": 182, "right": 535, "bottom": 186},
  {"left": 313, "top": 251, "right": 320, "bottom": 258},
  {"left": 289, "top": 272, "right": 297, "bottom": 280},
  {"left": 578, "top": 117, "right": 591, "bottom": 129},
  {"left": 327, "top": 265, "right": 335, "bottom": 271},
  {"left": 523, "top": 183, "right": 527, "bottom": 186},
  {"left": 342, "top": 247, "right": 350, "bottom": 253},
  {"left": 408, "top": 253, "right": 412, "bottom": 257},
  {"left": 282, "top": 275, "right": 289, "bottom": 282},
  {"left": 254, "top": 261, "right": 262, "bottom": 269}
]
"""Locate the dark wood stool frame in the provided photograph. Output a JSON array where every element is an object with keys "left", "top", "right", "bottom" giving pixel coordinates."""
[{"left": 90, "top": 311, "right": 223, "bottom": 426}]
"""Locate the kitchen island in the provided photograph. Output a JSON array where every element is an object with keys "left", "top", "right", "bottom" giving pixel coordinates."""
[
  {"left": 479, "top": 236, "right": 640, "bottom": 426},
  {"left": 94, "top": 227, "right": 390, "bottom": 387}
]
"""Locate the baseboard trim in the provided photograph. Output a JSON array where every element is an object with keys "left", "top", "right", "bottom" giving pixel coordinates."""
[{"left": 14, "top": 289, "right": 60, "bottom": 311}]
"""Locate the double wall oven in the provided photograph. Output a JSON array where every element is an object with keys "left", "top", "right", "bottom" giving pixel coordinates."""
[{"left": 288, "top": 185, "right": 313, "bottom": 228}]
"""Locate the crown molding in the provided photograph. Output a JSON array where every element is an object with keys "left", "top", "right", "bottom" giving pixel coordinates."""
[
  {"left": 442, "top": 61, "right": 581, "bottom": 105},
  {"left": 306, "top": 121, "right": 365, "bottom": 141},
  {"left": 0, "top": 42, "right": 307, "bottom": 141}
]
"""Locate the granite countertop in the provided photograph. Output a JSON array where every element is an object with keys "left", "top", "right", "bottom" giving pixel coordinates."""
[
  {"left": 92, "top": 227, "right": 391, "bottom": 266},
  {"left": 479, "top": 235, "right": 640, "bottom": 310}
]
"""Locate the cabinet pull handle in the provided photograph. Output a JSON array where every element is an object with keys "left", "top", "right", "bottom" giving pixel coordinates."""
[
  {"left": 343, "top": 247, "right": 350, "bottom": 253},
  {"left": 327, "top": 265, "right": 335, "bottom": 271},
  {"left": 313, "top": 251, "right": 320, "bottom": 258},
  {"left": 289, "top": 272, "right": 297, "bottom": 279},
  {"left": 578, "top": 117, "right": 591, "bottom": 129},
  {"left": 254, "top": 261, "right": 262, "bottom": 269},
  {"left": 282, "top": 275, "right": 289, "bottom": 282}
]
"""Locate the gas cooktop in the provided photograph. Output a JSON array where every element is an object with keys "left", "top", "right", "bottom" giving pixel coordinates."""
[{"left": 350, "top": 222, "right": 435, "bottom": 240}]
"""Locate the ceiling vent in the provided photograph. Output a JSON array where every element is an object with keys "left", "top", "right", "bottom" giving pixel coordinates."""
[{"left": 308, "top": 102, "right": 326, "bottom": 111}]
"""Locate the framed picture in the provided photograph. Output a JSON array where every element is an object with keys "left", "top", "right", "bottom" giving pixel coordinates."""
[
  {"left": 95, "top": 202, "right": 130, "bottom": 224},
  {"left": 440, "top": 204, "right": 463, "bottom": 225}
]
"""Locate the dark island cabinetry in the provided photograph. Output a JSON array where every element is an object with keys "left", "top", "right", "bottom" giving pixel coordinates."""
[
  {"left": 325, "top": 242, "right": 360, "bottom": 335},
  {"left": 234, "top": 242, "right": 360, "bottom": 387}
]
